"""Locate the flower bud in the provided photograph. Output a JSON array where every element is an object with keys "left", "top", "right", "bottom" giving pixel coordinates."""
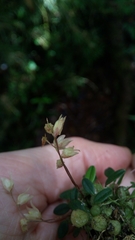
[
  {"left": 44, "top": 122, "right": 53, "bottom": 134},
  {"left": 17, "top": 193, "right": 33, "bottom": 205},
  {"left": 101, "top": 206, "right": 112, "bottom": 217},
  {"left": 20, "top": 218, "right": 28, "bottom": 233},
  {"left": 108, "top": 220, "right": 121, "bottom": 236},
  {"left": 90, "top": 205, "right": 101, "bottom": 216},
  {"left": 53, "top": 115, "right": 66, "bottom": 137},
  {"left": 71, "top": 209, "right": 89, "bottom": 228},
  {"left": 61, "top": 146, "right": 80, "bottom": 158},
  {"left": 56, "top": 159, "right": 63, "bottom": 168},
  {"left": 91, "top": 215, "right": 107, "bottom": 232},
  {"left": 41, "top": 136, "right": 47, "bottom": 146},
  {"left": 1, "top": 177, "right": 14, "bottom": 192}
]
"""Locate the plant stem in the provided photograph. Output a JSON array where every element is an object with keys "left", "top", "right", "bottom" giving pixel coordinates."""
[{"left": 54, "top": 138, "right": 84, "bottom": 198}]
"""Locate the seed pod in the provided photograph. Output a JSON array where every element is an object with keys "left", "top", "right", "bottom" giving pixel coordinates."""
[
  {"left": 116, "top": 186, "right": 129, "bottom": 199},
  {"left": 101, "top": 206, "right": 112, "bottom": 217},
  {"left": 125, "top": 207, "right": 133, "bottom": 220},
  {"left": 108, "top": 220, "right": 121, "bottom": 236},
  {"left": 90, "top": 205, "right": 101, "bottom": 216},
  {"left": 91, "top": 215, "right": 107, "bottom": 232},
  {"left": 71, "top": 209, "right": 89, "bottom": 228}
]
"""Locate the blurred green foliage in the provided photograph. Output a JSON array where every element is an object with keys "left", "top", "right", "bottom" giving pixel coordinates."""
[{"left": 0, "top": 0, "right": 135, "bottom": 151}]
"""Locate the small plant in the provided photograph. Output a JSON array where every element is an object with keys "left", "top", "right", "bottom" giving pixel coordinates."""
[{"left": 1, "top": 115, "right": 135, "bottom": 239}]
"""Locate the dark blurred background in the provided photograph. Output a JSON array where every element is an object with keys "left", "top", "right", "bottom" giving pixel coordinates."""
[{"left": 1, "top": 0, "right": 135, "bottom": 152}]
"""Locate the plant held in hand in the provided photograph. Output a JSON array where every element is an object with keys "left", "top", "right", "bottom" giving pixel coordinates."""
[
  {"left": 1, "top": 115, "right": 135, "bottom": 239},
  {"left": 42, "top": 116, "right": 135, "bottom": 239}
]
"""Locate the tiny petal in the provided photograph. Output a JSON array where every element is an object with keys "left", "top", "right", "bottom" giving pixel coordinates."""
[
  {"left": 53, "top": 135, "right": 72, "bottom": 149},
  {"left": 61, "top": 146, "right": 80, "bottom": 158},
  {"left": 20, "top": 218, "right": 28, "bottom": 233},
  {"left": 24, "top": 203, "right": 42, "bottom": 221},
  {"left": 53, "top": 115, "right": 66, "bottom": 137},
  {"left": 44, "top": 122, "right": 53, "bottom": 134},
  {"left": 17, "top": 193, "right": 33, "bottom": 205},
  {"left": 56, "top": 159, "right": 63, "bottom": 168},
  {"left": 1, "top": 177, "right": 14, "bottom": 192}
]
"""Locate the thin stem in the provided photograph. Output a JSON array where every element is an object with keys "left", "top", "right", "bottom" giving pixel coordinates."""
[{"left": 54, "top": 137, "right": 84, "bottom": 198}]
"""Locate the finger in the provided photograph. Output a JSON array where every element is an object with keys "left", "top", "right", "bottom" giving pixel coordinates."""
[
  {"left": 23, "top": 137, "right": 132, "bottom": 202},
  {"left": 121, "top": 168, "right": 135, "bottom": 187},
  {"left": 0, "top": 137, "right": 132, "bottom": 204},
  {"left": 71, "top": 137, "right": 132, "bottom": 183}
]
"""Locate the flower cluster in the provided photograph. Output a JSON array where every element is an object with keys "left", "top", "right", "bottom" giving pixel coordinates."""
[
  {"left": 44, "top": 115, "right": 66, "bottom": 137},
  {"left": 43, "top": 115, "right": 80, "bottom": 168},
  {"left": 1, "top": 177, "right": 42, "bottom": 233}
]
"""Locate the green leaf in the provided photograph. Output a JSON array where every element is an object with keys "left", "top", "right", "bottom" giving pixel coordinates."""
[
  {"left": 72, "top": 227, "right": 81, "bottom": 237},
  {"left": 104, "top": 168, "right": 115, "bottom": 177},
  {"left": 130, "top": 182, "right": 135, "bottom": 188},
  {"left": 60, "top": 188, "right": 78, "bottom": 200},
  {"left": 69, "top": 199, "right": 87, "bottom": 211},
  {"left": 82, "top": 178, "right": 95, "bottom": 195},
  {"left": 130, "top": 190, "right": 135, "bottom": 198},
  {"left": 117, "top": 173, "right": 125, "bottom": 185},
  {"left": 57, "top": 220, "right": 69, "bottom": 239},
  {"left": 84, "top": 165, "right": 96, "bottom": 182},
  {"left": 53, "top": 203, "right": 70, "bottom": 215},
  {"left": 105, "top": 168, "right": 126, "bottom": 186},
  {"left": 94, "top": 187, "right": 112, "bottom": 204}
]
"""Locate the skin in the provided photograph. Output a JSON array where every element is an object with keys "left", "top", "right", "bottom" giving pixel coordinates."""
[{"left": 0, "top": 137, "right": 134, "bottom": 240}]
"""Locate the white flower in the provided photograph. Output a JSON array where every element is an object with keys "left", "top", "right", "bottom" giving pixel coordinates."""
[
  {"left": 24, "top": 202, "right": 42, "bottom": 221},
  {"left": 17, "top": 193, "right": 33, "bottom": 205},
  {"left": 1, "top": 177, "right": 14, "bottom": 192},
  {"left": 61, "top": 146, "right": 80, "bottom": 158},
  {"left": 53, "top": 115, "right": 66, "bottom": 137},
  {"left": 53, "top": 135, "right": 71, "bottom": 149},
  {"left": 44, "top": 118, "right": 53, "bottom": 134}
]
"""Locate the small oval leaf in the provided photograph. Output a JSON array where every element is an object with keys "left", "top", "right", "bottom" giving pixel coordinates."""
[
  {"left": 57, "top": 220, "right": 69, "bottom": 239},
  {"left": 104, "top": 168, "right": 115, "bottom": 177},
  {"left": 82, "top": 178, "right": 95, "bottom": 195},
  {"left": 94, "top": 187, "right": 112, "bottom": 204},
  {"left": 69, "top": 199, "right": 87, "bottom": 211},
  {"left": 130, "top": 182, "right": 135, "bottom": 188},
  {"left": 73, "top": 227, "right": 81, "bottom": 237},
  {"left": 53, "top": 203, "right": 70, "bottom": 215},
  {"left": 105, "top": 169, "right": 125, "bottom": 186},
  {"left": 60, "top": 188, "right": 78, "bottom": 200},
  {"left": 130, "top": 190, "right": 135, "bottom": 198},
  {"left": 84, "top": 165, "right": 96, "bottom": 182}
]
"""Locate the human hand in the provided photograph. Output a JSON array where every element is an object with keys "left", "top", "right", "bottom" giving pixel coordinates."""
[{"left": 0, "top": 137, "right": 133, "bottom": 240}]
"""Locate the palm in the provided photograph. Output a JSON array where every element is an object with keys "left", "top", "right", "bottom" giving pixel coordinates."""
[{"left": 0, "top": 138, "right": 133, "bottom": 240}]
